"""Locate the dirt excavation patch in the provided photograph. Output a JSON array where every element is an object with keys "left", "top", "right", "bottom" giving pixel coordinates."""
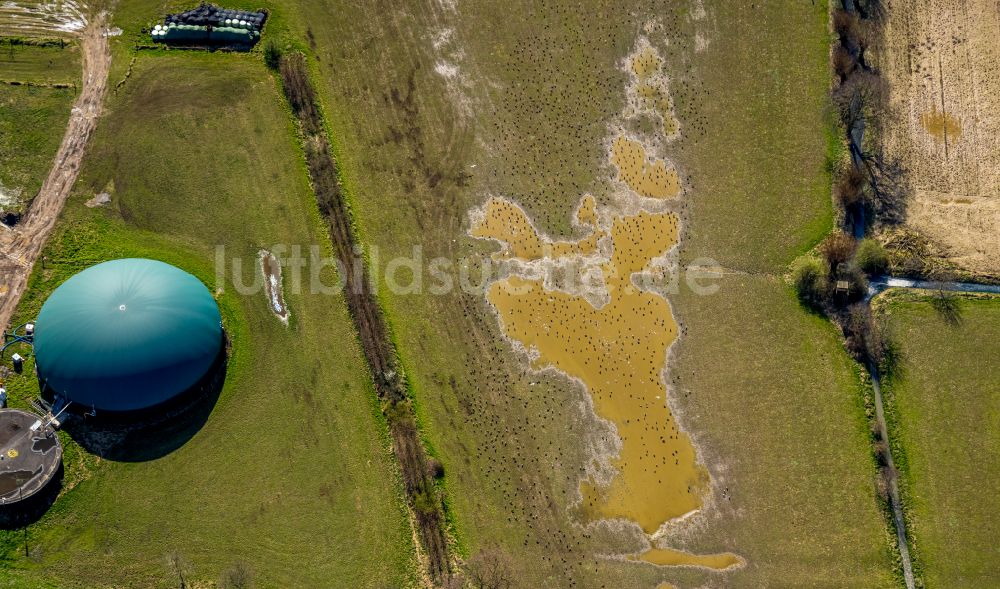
[
  {"left": 879, "top": 0, "right": 1000, "bottom": 276},
  {"left": 469, "top": 37, "right": 739, "bottom": 571},
  {"left": 259, "top": 250, "right": 289, "bottom": 323}
]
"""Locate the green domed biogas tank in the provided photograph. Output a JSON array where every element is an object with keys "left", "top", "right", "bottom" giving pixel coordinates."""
[{"left": 33, "top": 259, "right": 223, "bottom": 413}]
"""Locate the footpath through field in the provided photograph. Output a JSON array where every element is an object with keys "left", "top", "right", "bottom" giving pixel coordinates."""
[{"left": 0, "top": 14, "right": 110, "bottom": 332}]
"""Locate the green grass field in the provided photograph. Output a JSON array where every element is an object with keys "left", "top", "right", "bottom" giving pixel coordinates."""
[
  {"left": 882, "top": 296, "right": 1000, "bottom": 587},
  {"left": 0, "top": 0, "right": 904, "bottom": 586},
  {"left": 0, "top": 52, "right": 415, "bottom": 588},
  {"left": 664, "top": 275, "right": 895, "bottom": 587},
  {"left": 673, "top": 3, "right": 835, "bottom": 273},
  {"left": 0, "top": 42, "right": 80, "bottom": 85},
  {"left": 0, "top": 82, "right": 75, "bottom": 212},
  {"left": 276, "top": 0, "right": 895, "bottom": 586}
]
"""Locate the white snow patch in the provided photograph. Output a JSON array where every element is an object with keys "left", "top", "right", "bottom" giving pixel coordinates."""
[
  {"left": 0, "top": 0, "right": 88, "bottom": 34},
  {"left": 0, "top": 182, "right": 23, "bottom": 207},
  {"left": 84, "top": 192, "right": 111, "bottom": 207},
  {"left": 694, "top": 31, "right": 710, "bottom": 52},
  {"left": 434, "top": 60, "right": 459, "bottom": 79}
]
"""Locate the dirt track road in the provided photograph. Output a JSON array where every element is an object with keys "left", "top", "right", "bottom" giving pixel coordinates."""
[{"left": 0, "top": 15, "right": 110, "bottom": 333}]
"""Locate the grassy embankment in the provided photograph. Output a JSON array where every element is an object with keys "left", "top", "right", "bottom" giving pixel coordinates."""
[
  {"left": 880, "top": 295, "right": 1000, "bottom": 587},
  {"left": 0, "top": 52, "right": 415, "bottom": 588},
  {"left": 274, "top": 49, "right": 452, "bottom": 581}
]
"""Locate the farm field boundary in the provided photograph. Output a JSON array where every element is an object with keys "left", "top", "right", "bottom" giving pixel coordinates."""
[{"left": 275, "top": 50, "right": 453, "bottom": 584}]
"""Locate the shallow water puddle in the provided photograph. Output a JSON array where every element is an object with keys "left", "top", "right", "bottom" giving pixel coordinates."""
[
  {"left": 634, "top": 547, "right": 742, "bottom": 569},
  {"left": 260, "top": 250, "right": 289, "bottom": 323},
  {"left": 470, "top": 36, "right": 737, "bottom": 571},
  {"left": 920, "top": 108, "right": 961, "bottom": 143},
  {"left": 610, "top": 136, "right": 680, "bottom": 199},
  {"left": 471, "top": 196, "right": 603, "bottom": 260},
  {"left": 481, "top": 208, "right": 710, "bottom": 537},
  {"left": 626, "top": 40, "right": 680, "bottom": 138}
]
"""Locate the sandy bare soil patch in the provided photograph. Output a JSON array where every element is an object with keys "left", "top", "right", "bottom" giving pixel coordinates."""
[{"left": 879, "top": 0, "right": 1000, "bottom": 275}]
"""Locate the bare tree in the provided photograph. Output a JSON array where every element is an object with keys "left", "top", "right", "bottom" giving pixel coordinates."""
[
  {"left": 929, "top": 288, "right": 962, "bottom": 326},
  {"left": 832, "top": 70, "right": 887, "bottom": 133},
  {"left": 832, "top": 9, "right": 862, "bottom": 41},
  {"left": 165, "top": 551, "right": 192, "bottom": 589},
  {"left": 442, "top": 572, "right": 468, "bottom": 589},
  {"left": 464, "top": 547, "right": 515, "bottom": 589},
  {"left": 856, "top": 0, "right": 887, "bottom": 23},
  {"left": 219, "top": 561, "right": 253, "bottom": 589},
  {"left": 820, "top": 232, "right": 856, "bottom": 271},
  {"left": 845, "top": 304, "right": 896, "bottom": 371},
  {"left": 834, "top": 166, "right": 865, "bottom": 208},
  {"left": 859, "top": 150, "right": 909, "bottom": 225},
  {"left": 832, "top": 45, "right": 857, "bottom": 80}
]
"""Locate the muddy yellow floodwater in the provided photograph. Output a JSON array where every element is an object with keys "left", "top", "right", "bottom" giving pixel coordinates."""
[
  {"left": 628, "top": 42, "right": 680, "bottom": 138},
  {"left": 920, "top": 108, "right": 961, "bottom": 143},
  {"left": 576, "top": 194, "right": 598, "bottom": 226},
  {"left": 631, "top": 45, "right": 662, "bottom": 80},
  {"left": 471, "top": 196, "right": 603, "bottom": 260},
  {"left": 637, "top": 83, "right": 679, "bottom": 137},
  {"left": 633, "top": 547, "right": 742, "bottom": 570},
  {"left": 481, "top": 205, "right": 710, "bottom": 539},
  {"left": 611, "top": 136, "right": 681, "bottom": 199},
  {"left": 470, "top": 35, "right": 738, "bottom": 571}
]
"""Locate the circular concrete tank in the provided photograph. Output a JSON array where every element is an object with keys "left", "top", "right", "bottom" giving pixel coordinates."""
[{"left": 0, "top": 409, "right": 61, "bottom": 506}]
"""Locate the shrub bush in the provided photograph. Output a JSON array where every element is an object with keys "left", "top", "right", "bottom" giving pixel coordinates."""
[
  {"left": 842, "top": 265, "right": 869, "bottom": 302},
  {"left": 792, "top": 257, "right": 829, "bottom": 309},
  {"left": 219, "top": 562, "right": 253, "bottom": 589},
  {"left": 855, "top": 238, "right": 888, "bottom": 275},
  {"left": 427, "top": 457, "right": 445, "bottom": 479},
  {"left": 413, "top": 487, "right": 439, "bottom": 516},
  {"left": 832, "top": 45, "right": 857, "bottom": 79},
  {"left": 832, "top": 9, "right": 861, "bottom": 41},
  {"left": 263, "top": 39, "right": 282, "bottom": 71}
]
